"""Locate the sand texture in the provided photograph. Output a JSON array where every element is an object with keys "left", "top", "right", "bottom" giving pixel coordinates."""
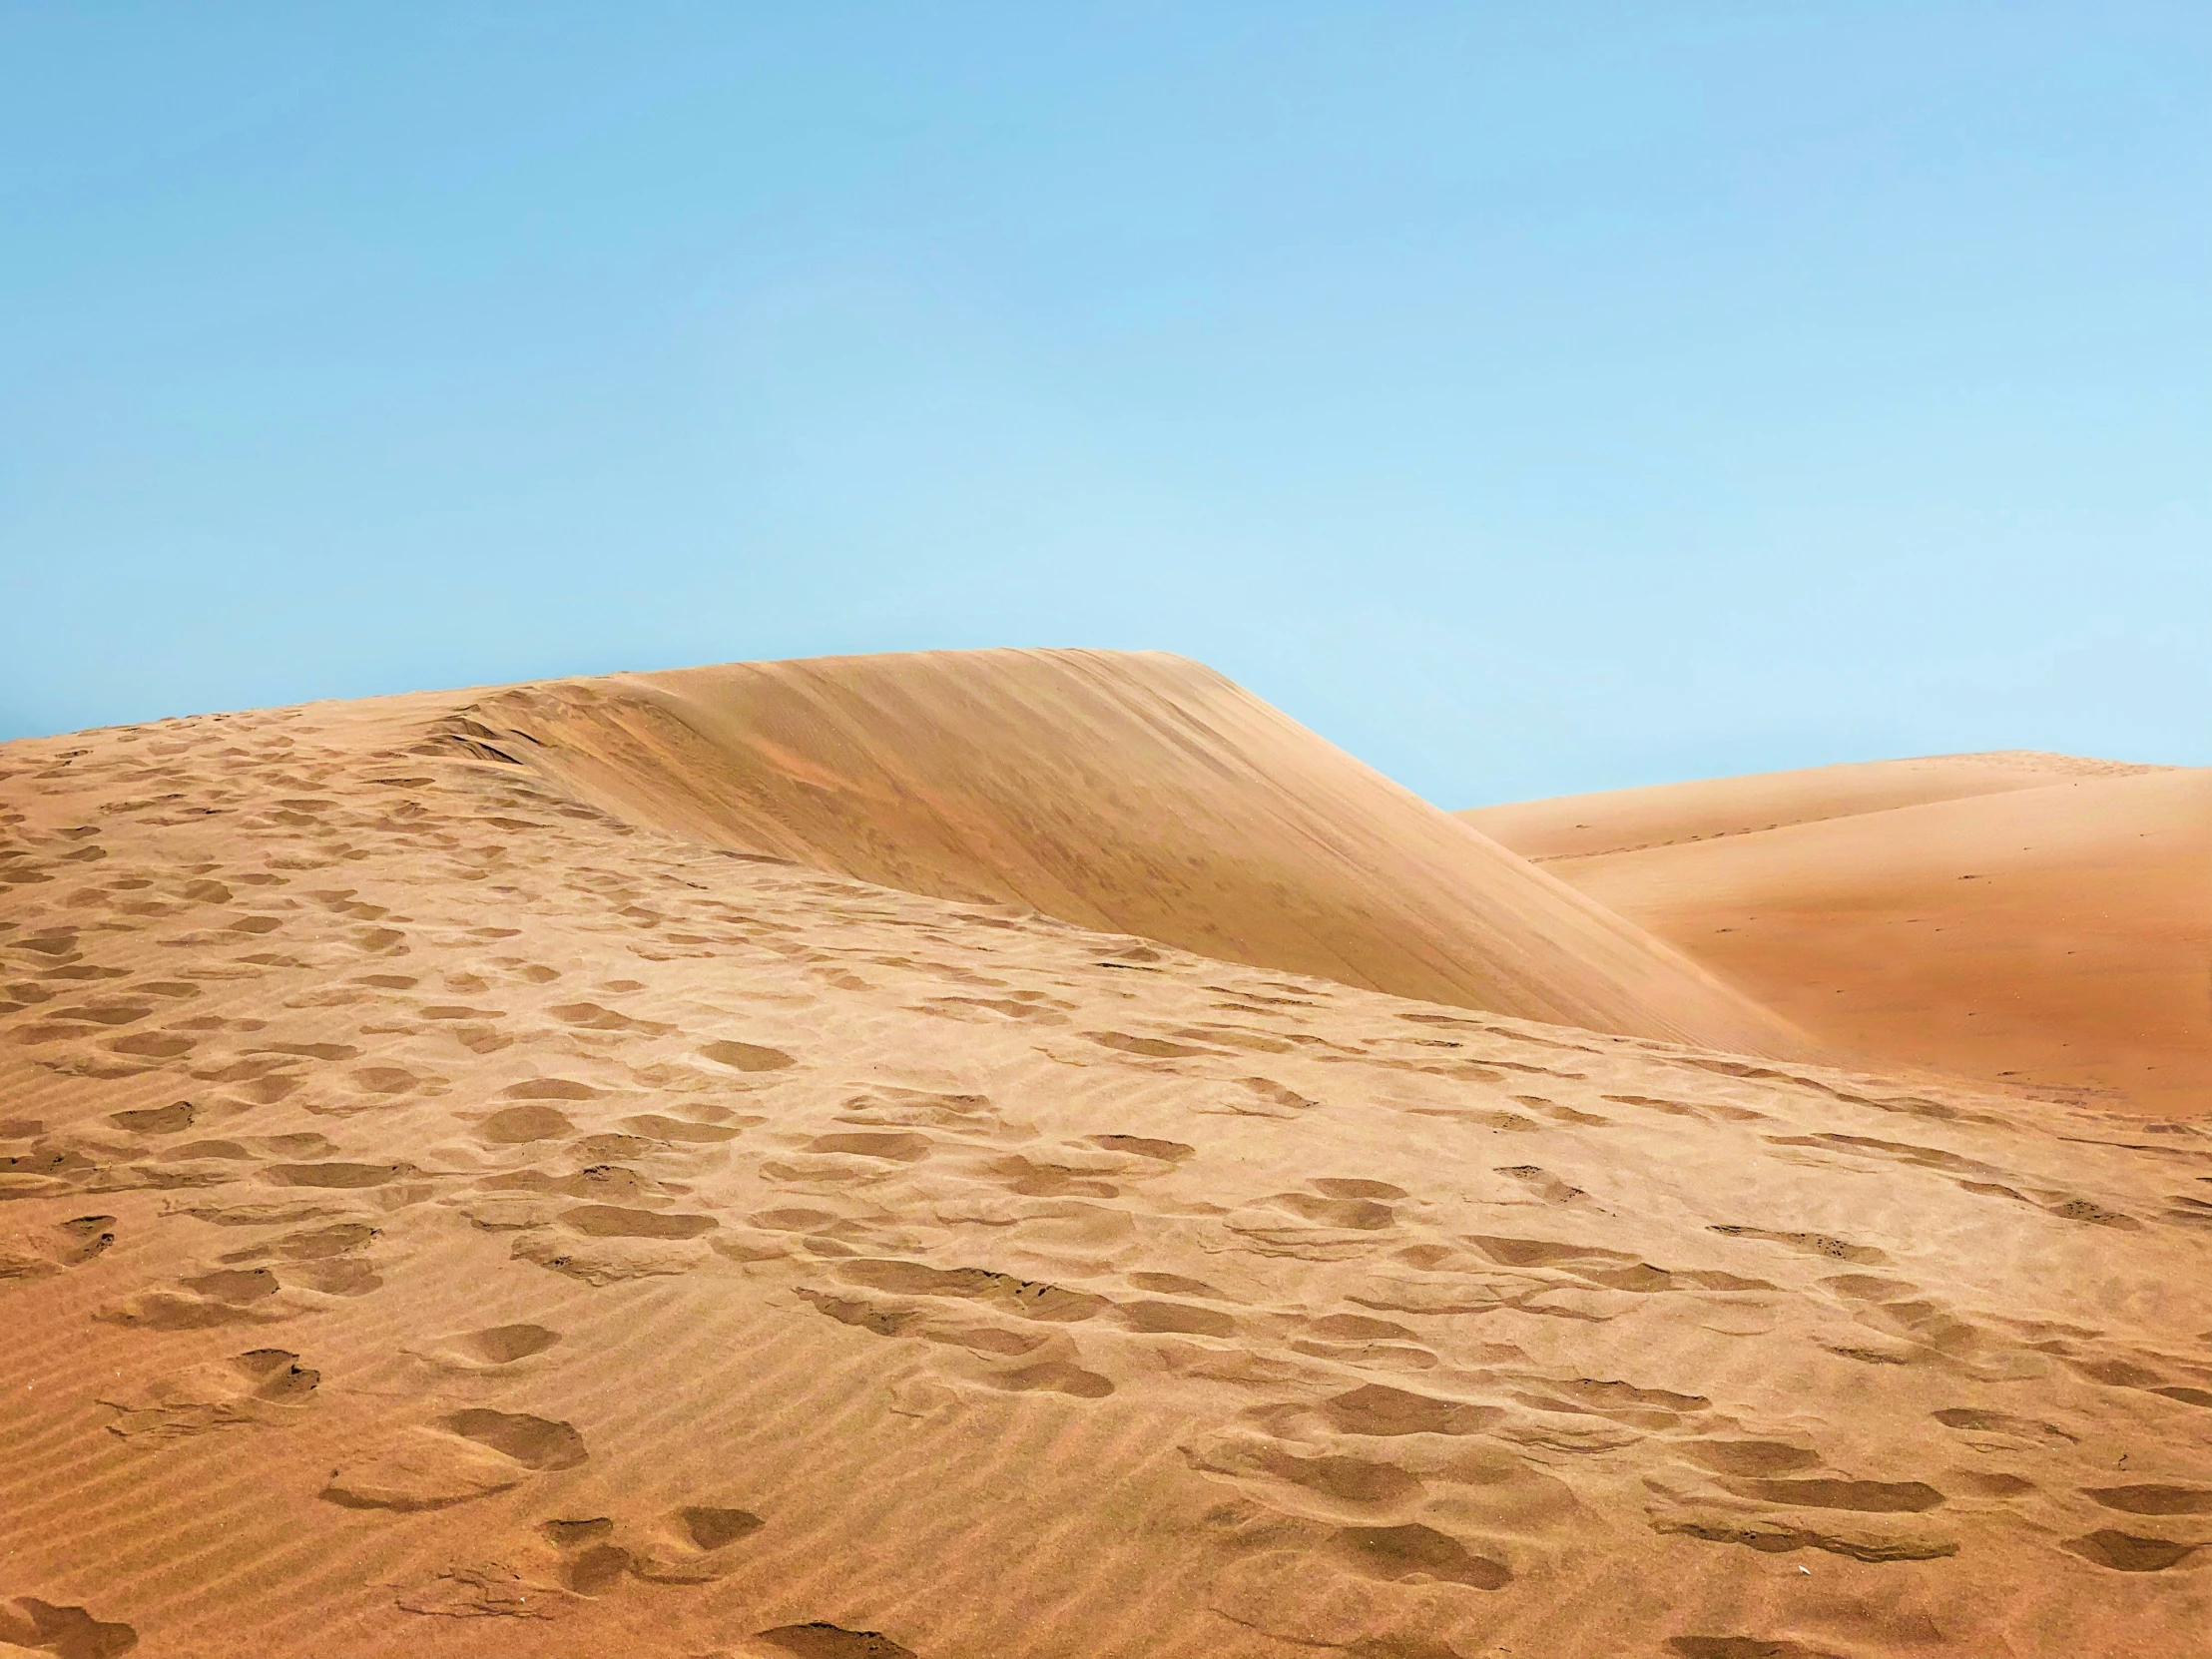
[
  {"left": 2, "top": 663, "right": 2207, "bottom": 1658},
  {"left": 1464, "top": 761, "right": 2211, "bottom": 1117}
]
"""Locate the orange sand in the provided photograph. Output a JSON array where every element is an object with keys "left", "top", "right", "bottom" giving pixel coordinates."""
[
  {"left": 3, "top": 659, "right": 2206, "bottom": 1658},
  {"left": 1463, "top": 757, "right": 2212, "bottom": 1116}
]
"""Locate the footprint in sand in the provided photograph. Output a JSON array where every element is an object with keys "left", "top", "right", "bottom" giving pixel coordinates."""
[
  {"left": 410, "top": 1323, "right": 563, "bottom": 1375},
  {"left": 102, "top": 1030, "right": 198, "bottom": 1063},
  {"left": 388, "top": 1561, "right": 561, "bottom": 1621},
  {"left": 1119, "top": 1299, "right": 1237, "bottom": 1338},
  {"left": 798, "top": 1262, "right": 1118, "bottom": 1395},
  {"left": 1648, "top": 1499, "right": 1957, "bottom": 1563},
  {"left": 805, "top": 1132, "right": 930, "bottom": 1162},
  {"left": 539, "top": 1516, "right": 625, "bottom": 1594},
  {"left": 549, "top": 1002, "right": 674, "bottom": 1036},
  {"left": 264, "top": 1161, "right": 415, "bottom": 1191},
  {"left": 1128, "top": 1271, "right": 1228, "bottom": 1299},
  {"left": 1319, "top": 1382, "right": 1503, "bottom": 1438},
  {"left": 762, "top": 1130, "right": 933, "bottom": 1187},
  {"left": 474, "top": 1104, "right": 578, "bottom": 1144},
  {"left": 97, "top": 1265, "right": 299, "bottom": 1331},
  {"left": 1203, "top": 1495, "right": 1527, "bottom": 1639},
  {"left": 322, "top": 1410, "right": 586, "bottom": 1511},
  {"left": 0, "top": 1215, "right": 115, "bottom": 1282},
  {"left": 1185, "top": 1431, "right": 1425, "bottom": 1522},
  {"left": 1604, "top": 1092, "right": 1767, "bottom": 1125},
  {"left": 733, "top": 1206, "right": 881, "bottom": 1262},
  {"left": 1707, "top": 1225, "right": 1887, "bottom": 1266},
  {"left": 987, "top": 1152, "right": 1113, "bottom": 1199},
  {"left": 0, "top": 1143, "right": 97, "bottom": 1200},
  {"left": 1287, "top": 1312, "right": 1439, "bottom": 1371},
  {"left": 1192, "top": 1077, "right": 1316, "bottom": 1119},
  {"left": 528, "top": 1165, "right": 656, "bottom": 1204},
  {"left": 107, "top": 1101, "right": 196, "bottom": 1135},
  {"left": 101, "top": 1348, "right": 319, "bottom": 1439},
  {"left": 38, "top": 1000, "right": 155, "bottom": 1031},
  {"left": 343, "top": 1064, "right": 446, "bottom": 1102},
  {"left": 2082, "top": 1483, "right": 2212, "bottom": 1515},
  {"left": 1089, "top": 1134, "right": 1193, "bottom": 1163},
  {"left": 1327, "top": 1521, "right": 1513, "bottom": 1591},
  {"left": 834, "top": 1260, "right": 1111, "bottom": 1322},
  {"left": 1929, "top": 1406, "right": 2080, "bottom": 1450},
  {"left": 215, "top": 1221, "right": 382, "bottom": 1296},
  {"left": 1225, "top": 1183, "right": 1400, "bottom": 1260},
  {"left": 632, "top": 1504, "right": 768, "bottom": 1583},
  {"left": 1081, "top": 1030, "right": 1226, "bottom": 1061},
  {"left": 194, "top": 1069, "right": 303, "bottom": 1109},
  {"left": 1716, "top": 1477, "right": 1945, "bottom": 1513},
  {"left": 912, "top": 994, "right": 1069, "bottom": 1027},
  {"left": 622, "top": 1112, "right": 745, "bottom": 1144},
  {"left": 250, "top": 1041, "right": 362, "bottom": 1065},
  {"left": 562, "top": 1205, "right": 720, "bottom": 1239},
  {"left": 501, "top": 1077, "right": 612, "bottom": 1101},
  {"left": 822, "top": 1086, "right": 998, "bottom": 1132},
  {"left": 1493, "top": 1165, "right": 1587, "bottom": 1204},
  {"left": 2061, "top": 1530, "right": 2206, "bottom": 1572},
  {"left": 534, "top": 1499, "right": 768, "bottom": 1592},
  {"left": 1517, "top": 1377, "right": 1710, "bottom": 1430},
  {"left": 0, "top": 1596, "right": 139, "bottom": 1659},
  {"left": 699, "top": 1039, "right": 796, "bottom": 1072},
  {"left": 511, "top": 1206, "right": 722, "bottom": 1285},
  {"left": 1676, "top": 1440, "right": 1822, "bottom": 1477}
]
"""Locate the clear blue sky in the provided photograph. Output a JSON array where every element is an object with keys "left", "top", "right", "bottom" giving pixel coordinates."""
[{"left": 4, "top": 4, "right": 2206, "bottom": 806}]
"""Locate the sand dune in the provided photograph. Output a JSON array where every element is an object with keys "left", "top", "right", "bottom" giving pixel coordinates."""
[
  {"left": 1462, "top": 759, "right": 2211, "bottom": 1117},
  {"left": 3, "top": 666, "right": 2207, "bottom": 1659},
  {"left": 426, "top": 649, "right": 1807, "bottom": 1058},
  {"left": 1464, "top": 751, "right": 2172, "bottom": 864}
]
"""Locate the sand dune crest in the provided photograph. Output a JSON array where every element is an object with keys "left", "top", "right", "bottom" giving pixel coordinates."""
[{"left": 425, "top": 650, "right": 1808, "bottom": 1056}]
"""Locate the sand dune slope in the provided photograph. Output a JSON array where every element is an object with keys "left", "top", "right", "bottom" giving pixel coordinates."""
[
  {"left": 1464, "top": 761, "right": 2211, "bottom": 1116},
  {"left": 427, "top": 649, "right": 1806, "bottom": 1057},
  {"left": 1, "top": 688, "right": 2206, "bottom": 1659},
  {"left": 1462, "top": 751, "right": 2173, "bottom": 864}
]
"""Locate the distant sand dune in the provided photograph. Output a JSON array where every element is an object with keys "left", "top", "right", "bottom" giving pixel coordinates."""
[
  {"left": 433, "top": 649, "right": 1808, "bottom": 1058},
  {"left": 1465, "top": 750, "right": 2174, "bottom": 863},
  {"left": 1464, "top": 757, "right": 2212, "bottom": 1116}
]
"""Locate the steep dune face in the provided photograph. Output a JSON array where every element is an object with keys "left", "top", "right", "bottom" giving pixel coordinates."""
[
  {"left": 433, "top": 649, "right": 1808, "bottom": 1057},
  {"left": 1464, "top": 760, "right": 2211, "bottom": 1116}
]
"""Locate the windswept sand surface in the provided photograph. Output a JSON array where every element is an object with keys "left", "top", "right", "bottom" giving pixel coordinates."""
[
  {"left": 2, "top": 672, "right": 2208, "bottom": 1658},
  {"left": 431, "top": 650, "right": 1805, "bottom": 1059},
  {"left": 1462, "top": 759, "right": 2212, "bottom": 1117},
  {"left": 1462, "top": 753, "right": 2170, "bottom": 865}
]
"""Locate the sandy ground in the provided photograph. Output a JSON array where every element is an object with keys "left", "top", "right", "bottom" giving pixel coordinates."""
[
  {"left": 1462, "top": 758, "right": 2211, "bottom": 1117},
  {"left": 3, "top": 659, "right": 2208, "bottom": 1659}
]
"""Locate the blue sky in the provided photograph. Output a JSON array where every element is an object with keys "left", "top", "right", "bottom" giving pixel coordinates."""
[{"left": 4, "top": 4, "right": 2205, "bottom": 806}]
